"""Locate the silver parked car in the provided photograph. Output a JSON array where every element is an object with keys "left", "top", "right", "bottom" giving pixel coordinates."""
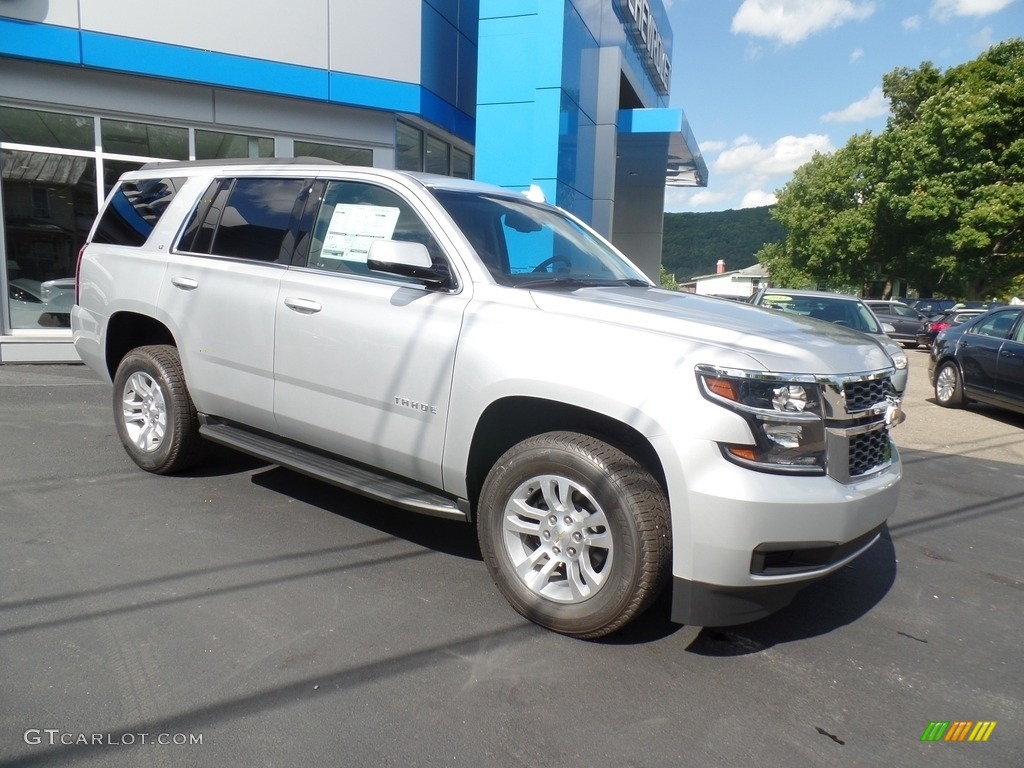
[
  {"left": 750, "top": 288, "right": 909, "bottom": 394},
  {"left": 73, "top": 160, "right": 904, "bottom": 637}
]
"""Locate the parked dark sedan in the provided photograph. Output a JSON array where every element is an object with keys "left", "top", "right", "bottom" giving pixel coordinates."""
[
  {"left": 916, "top": 308, "right": 986, "bottom": 349},
  {"left": 930, "top": 306, "right": 1024, "bottom": 416},
  {"left": 907, "top": 298, "right": 957, "bottom": 318},
  {"left": 865, "top": 300, "right": 929, "bottom": 348}
]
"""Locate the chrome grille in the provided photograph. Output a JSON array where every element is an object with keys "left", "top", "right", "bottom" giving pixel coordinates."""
[
  {"left": 848, "top": 428, "right": 891, "bottom": 477},
  {"left": 821, "top": 371, "right": 899, "bottom": 482},
  {"left": 843, "top": 378, "right": 892, "bottom": 413}
]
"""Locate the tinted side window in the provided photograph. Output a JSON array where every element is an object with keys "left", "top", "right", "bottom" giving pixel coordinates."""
[
  {"left": 92, "top": 177, "right": 186, "bottom": 246},
  {"left": 305, "top": 180, "right": 446, "bottom": 282},
  {"left": 177, "top": 178, "right": 307, "bottom": 263},
  {"left": 971, "top": 311, "right": 1019, "bottom": 340}
]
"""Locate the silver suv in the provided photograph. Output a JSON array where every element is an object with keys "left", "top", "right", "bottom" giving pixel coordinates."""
[{"left": 72, "top": 160, "right": 904, "bottom": 638}]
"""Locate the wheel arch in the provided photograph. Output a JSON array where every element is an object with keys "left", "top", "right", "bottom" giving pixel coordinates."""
[
  {"left": 465, "top": 396, "right": 667, "bottom": 517},
  {"left": 105, "top": 311, "right": 177, "bottom": 380}
]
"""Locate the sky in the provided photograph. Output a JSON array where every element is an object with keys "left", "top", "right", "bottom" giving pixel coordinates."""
[{"left": 662, "top": 0, "right": 1024, "bottom": 213}]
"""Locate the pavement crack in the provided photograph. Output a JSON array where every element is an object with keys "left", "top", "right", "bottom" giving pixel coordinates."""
[{"left": 815, "top": 726, "right": 845, "bottom": 745}]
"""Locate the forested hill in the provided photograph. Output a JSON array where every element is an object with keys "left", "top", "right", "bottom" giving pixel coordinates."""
[{"left": 662, "top": 206, "right": 784, "bottom": 280}]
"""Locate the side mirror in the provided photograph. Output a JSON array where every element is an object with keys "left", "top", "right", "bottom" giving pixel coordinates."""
[
  {"left": 882, "top": 322, "right": 896, "bottom": 334},
  {"left": 367, "top": 240, "right": 449, "bottom": 288}
]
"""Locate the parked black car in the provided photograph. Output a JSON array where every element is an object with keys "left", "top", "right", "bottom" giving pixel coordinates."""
[
  {"left": 907, "top": 298, "right": 958, "bottom": 317},
  {"left": 930, "top": 306, "right": 1024, "bottom": 416},
  {"left": 916, "top": 308, "right": 987, "bottom": 349},
  {"left": 865, "top": 300, "right": 929, "bottom": 348}
]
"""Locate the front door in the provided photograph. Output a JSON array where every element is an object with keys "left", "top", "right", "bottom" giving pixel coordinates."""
[{"left": 273, "top": 179, "right": 469, "bottom": 488}]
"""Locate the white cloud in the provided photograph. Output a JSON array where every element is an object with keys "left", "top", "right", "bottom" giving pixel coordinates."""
[
  {"left": 931, "top": 0, "right": 1016, "bottom": 21},
  {"left": 665, "top": 134, "right": 836, "bottom": 212},
  {"left": 902, "top": 15, "right": 922, "bottom": 29},
  {"left": 665, "top": 187, "right": 732, "bottom": 211},
  {"left": 850, "top": 47, "right": 864, "bottom": 62},
  {"left": 741, "top": 189, "right": 778, "bottom": 208},
  {"left": 715, "top": 134, "right": 835, "bottom": 177},
  {"left": 699, "top": 139, "right": 728, "bottom": 153},
  {"left": 731, "top": 0, "right": 876, "bottom": 44},
  {"left": 820, "top": 86, "right": 889, "bottom": 122},
  {"left": 970, "top": 25, "right": 996, "bottom": 47}
]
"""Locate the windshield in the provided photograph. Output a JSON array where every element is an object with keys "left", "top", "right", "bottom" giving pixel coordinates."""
[
  {"left": 759, "top": 293, "right": 884, "bottom": 334},
  {"left": 430, "top": 189, "right": 651, "bottom": 288}
]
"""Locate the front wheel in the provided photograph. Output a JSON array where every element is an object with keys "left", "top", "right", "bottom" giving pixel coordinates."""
[
  {"left": 478, "top": 432, "right": 671, "bottom": 638},
  {"left": 934, "top": 360, "right": 965, "bottom": 408},
  {"left": 112, "top": 345, "right": 203, "bottom": 473}
]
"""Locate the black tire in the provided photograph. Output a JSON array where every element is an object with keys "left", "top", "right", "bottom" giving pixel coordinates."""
[
  {"left": 112, "top": 345, "right": 203, "bottom": 473},
  {"left": 477, "top": 431, "right": 670, "bottom": 639},
  {"left": 934, "top": 360, "right": 965, "bottom": 408}
]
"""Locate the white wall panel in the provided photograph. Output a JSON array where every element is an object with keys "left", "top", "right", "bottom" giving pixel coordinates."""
[
  {"left": 329, "top": 0, "right": 421, "bottom": 82},
  {"left": 0, "top": 0, "right": 80, "bottom": 27},
  {"left": 79, "top": 0, "right": 330, "bottom": 69}
]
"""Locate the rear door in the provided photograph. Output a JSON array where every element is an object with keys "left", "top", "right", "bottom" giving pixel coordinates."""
[
  {"left": 956, "top": 310, "right": 1020, "bottom": 397},
  {"left": 160, "top": 175, "right": 312, "bottom": 430},
  {"left": 272, "top": 177, "right": 470, "bottom": 488},
  {"left": 994, "top": 309, "right": 1024, "bottom": 411}
]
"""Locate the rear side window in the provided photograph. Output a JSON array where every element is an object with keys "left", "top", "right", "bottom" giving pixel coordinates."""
[
  {"left": 177, "top": 177, "right": 309, "bottom": 263},
  {"left": 92, "top": 177, "right": 186, "bottom": 246},
  {"left": 971, "top": 310, "right": 1021, "bottom": 340}
]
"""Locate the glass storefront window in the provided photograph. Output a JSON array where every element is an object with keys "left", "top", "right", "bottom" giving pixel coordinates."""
[
  {"left": 294, "top": 141, "right": 372, "bottom": 166},
  {"left": 100, "top": 119, "right": 188, "bottom": 159},
  {"left": 452, "top": 147, "right": 473, "bottom": 179},
  {"left": 396, "top": 122, "right": 423, "bottom": 172},
  {"left": 0, "top": 106, "right": 94, "bottom": 151},
  {"left": 425, "top": 135, "right": 450, "bottom": 176},
  {"left": 196, "top": 130, "right": 274, "bottom": 160},
  {"left": 103, "top": 159, "right": 147, "bottom": 195},
  {"left": 2, "top": 148, "right": 97, "bottom": 330}
]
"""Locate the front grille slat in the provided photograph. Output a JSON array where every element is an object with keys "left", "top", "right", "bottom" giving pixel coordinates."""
[
  {"left": 843, "top": 379, "right": 891, "bottom": 413},
  {"left": 821, "top": 372, "right": 898, "bottom": 482},
  {"left": 848, "top": 428, "right": 891, "bottom": 477}
]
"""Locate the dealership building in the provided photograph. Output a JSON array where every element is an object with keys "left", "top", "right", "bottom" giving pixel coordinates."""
[{"left": 0, "top": 0, "right": 705, "bottom": 362}]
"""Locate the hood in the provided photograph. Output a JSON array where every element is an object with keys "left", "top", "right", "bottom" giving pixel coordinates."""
[{"left": 529, "top": 287, "right": 896, "bottom": 375}]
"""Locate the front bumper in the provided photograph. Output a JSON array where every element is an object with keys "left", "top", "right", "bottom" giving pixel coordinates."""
[
  {"left": 671, "top": 523, "right": 886, "bottom": 626},
  {"left": 656, "top": 434, "right": 901, "bottom": 627}
]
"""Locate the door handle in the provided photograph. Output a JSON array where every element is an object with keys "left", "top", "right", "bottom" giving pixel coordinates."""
[
  {"left": 283, "top": 297, "right": 322, "bottom": 314},
  {"left": 171, "top": 276, "right": 199, "bottom": 291}
]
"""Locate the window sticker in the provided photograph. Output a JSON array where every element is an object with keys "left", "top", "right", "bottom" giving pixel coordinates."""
[{"left": 322, "top": 204, "right": 400, "bottom": 262}]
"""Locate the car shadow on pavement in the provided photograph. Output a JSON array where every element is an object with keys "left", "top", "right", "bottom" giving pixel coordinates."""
[
  {"left": 922, "top": 399, "right": 1024, "bottom": 428},
  {"left": 249, "top": 465, "right": 483, "bottom": 562},
  {"left": 246, "top": 459, "right": 897, "bottom": 649},
  {"left": 683, "top": 530, "right": 897, "bottom": 656}
]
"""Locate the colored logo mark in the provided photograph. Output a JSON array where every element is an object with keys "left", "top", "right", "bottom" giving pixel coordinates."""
[{"left": 921, "top": 721, "right": 997, "bottom": 742}]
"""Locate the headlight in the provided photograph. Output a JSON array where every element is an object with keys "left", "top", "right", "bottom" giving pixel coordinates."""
[
  {"left": 696, "top": 365, "right": 826, "bottom": 475},
  {"left": 890, "top": 349, "right": 908, "bottom": 370}
]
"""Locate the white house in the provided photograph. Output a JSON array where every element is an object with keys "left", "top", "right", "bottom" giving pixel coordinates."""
[{"left": 682, "top": 261, "right": 767, "bottom": 298}]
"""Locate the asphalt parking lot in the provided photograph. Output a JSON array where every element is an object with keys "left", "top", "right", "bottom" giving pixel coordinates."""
[{"left": 1, "top": 350, "right": 1021, "bottom": 767}]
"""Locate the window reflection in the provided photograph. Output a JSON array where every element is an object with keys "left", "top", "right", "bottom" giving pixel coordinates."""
[{"left": 2, "top": 149, "right": 96, "bottom": 329}]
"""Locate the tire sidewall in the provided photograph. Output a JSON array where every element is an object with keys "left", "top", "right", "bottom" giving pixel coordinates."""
[
  {"left": 479, "top": 439, "right": 646, "bottom": 636},
  {"left": 112, "top": 347, "right": 186, "bottom": 472},
  {"left": 935, "top": 360, "right": 963, "bottom": 407}
]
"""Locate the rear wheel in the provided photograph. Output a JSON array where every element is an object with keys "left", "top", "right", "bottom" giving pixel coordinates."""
[
  {"left": 478, "top": 431, "right": 670, "bottom": 638},
  {"left": 934, "top": 360, "right": 965, "bottom": 408},
  {"left": 112, "top": 345, "right": 203, "bottom": 473}
]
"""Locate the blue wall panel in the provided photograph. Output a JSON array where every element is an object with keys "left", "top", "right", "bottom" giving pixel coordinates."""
[
  {"left": 81, "top": 32, "right": 329, "bottom": 100},
  {"left": 421, "top": 2, "right": 460, "bottom": 106},
  {"left": 0, "top": 18, "right": 81, "bottom": 65}
]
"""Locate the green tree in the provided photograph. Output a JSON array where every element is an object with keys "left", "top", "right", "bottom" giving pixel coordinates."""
[
  {"left": 882, "top": 62, "right": 942, "bottom": 127},
  {"left": 757, "top": 132, "right": 884, "bottom": 290},
  {"left": 658, "top": 264, "right": 679, "bottom": 290},
  {"left": 880, "top": 39, "right": 1024, "bottom": 298},
  {"left": 759, "top": 39, "right": 1024, "bottom": 299}
]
